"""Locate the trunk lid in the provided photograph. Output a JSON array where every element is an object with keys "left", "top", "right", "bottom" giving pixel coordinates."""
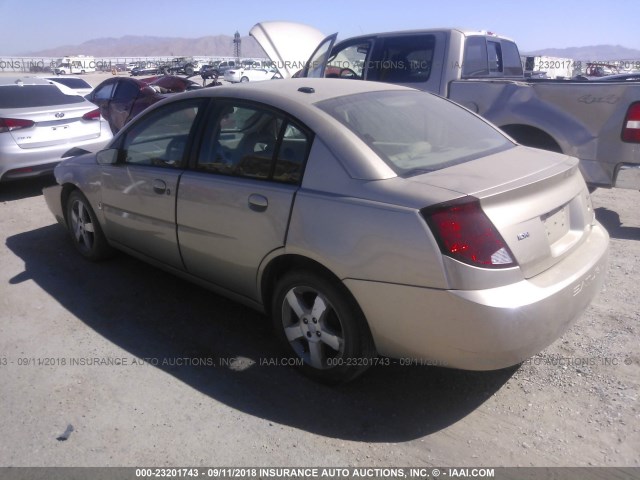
[
  {"left": 6, "top": 104, "right": 102, "bottom": 149},
  {"left": 412, "top": 146, "right": 596, "bottom": 278}
]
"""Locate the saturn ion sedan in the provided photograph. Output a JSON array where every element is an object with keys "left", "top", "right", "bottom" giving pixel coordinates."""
[
  {"left": 43, "top": 78, "right": 608, "bottom": 383},
  {"left": 0, "top": 76, "right": 112, "bottom": 182}
]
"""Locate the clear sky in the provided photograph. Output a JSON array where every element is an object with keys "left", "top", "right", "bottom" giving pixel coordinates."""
[{"left": 1, "top": 0, "right": 639, "bottom": 55}]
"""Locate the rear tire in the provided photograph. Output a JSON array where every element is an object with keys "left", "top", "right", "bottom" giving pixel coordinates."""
[
  {"left": 65, "top": 190, "right": 113, "bottom": 261},
  {"left": 240, "top": 76, "right": 249, "bottom": 83},
  {"left": 272, "top": 270, "right": 377, "bottom": 384}
]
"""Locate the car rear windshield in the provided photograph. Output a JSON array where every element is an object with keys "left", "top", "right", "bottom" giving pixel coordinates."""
[
  {"left": 45, "top": 77, "right": 92, "bottom": 89},
  {"left": 0, "top": 84, "right": 85, "bottom": 108},
  {"left": 316, "top": 90, "right": 513, "bottom": 176}
]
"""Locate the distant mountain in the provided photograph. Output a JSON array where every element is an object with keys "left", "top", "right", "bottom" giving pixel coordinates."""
[
  {"left": 23, "top": 36, "right": 640, "bottom": 63},
  {"left": 523, "top": 45, "right": 640, "bottom": 61},
  {"left": 24, "top": 34, "right": 268, "bottom": 58}
]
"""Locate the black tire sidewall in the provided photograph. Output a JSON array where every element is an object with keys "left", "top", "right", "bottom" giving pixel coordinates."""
[{"left": 66, "top": 191, "right": 111, "bottom": 261}]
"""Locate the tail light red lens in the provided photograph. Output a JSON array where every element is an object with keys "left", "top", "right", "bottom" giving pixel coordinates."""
[
  {"left": 0, "top": 118, "right": 35, "bottom": 133},
  {"left": 82, "top": 109, "right": 101, "bottom": 121},
  {"left": 622, "top": 102, "right": 640, "bottom": 143},
  {"left": 422, "top": 197, "right": 516, "bottom": 269}
]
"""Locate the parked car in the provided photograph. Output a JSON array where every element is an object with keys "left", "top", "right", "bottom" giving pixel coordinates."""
[
  {"left": 43, "top": 76, "right": 93, "bottom": 96},
  {"left": 0, "top": 76, "right": 112, "bottom": 182},
  {"left": 201, "top": 60, "right": 237, "bottom": 80},
  {"left": 190, "top": 60, "right": 208, "bottom": 74},
  {"left": 224, "top": 67, "right": 278, "bottom": 83},
  {"left": 86, "top": 75, "right": 201, "bottom": 133},
  {"left": 43, "top": 78, "right": 608, "bottom": 383},
  {"left": 130, "top": 63, "right": 161, "bottom": 76}
]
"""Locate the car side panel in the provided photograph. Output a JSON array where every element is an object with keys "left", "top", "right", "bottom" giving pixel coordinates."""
[
  {"left": 100, "top": 164, "right": 184, "bottom": 269},
  {"left": 176, "top": 172, "right": 297, "bottom": 301}
]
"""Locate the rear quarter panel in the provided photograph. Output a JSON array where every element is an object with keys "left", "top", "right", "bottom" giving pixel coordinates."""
[{"left": 447, "top": 80, "right": 640, "bottom": 186}]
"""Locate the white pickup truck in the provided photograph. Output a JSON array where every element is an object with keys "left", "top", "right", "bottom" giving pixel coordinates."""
[{"left": 251, "top": 22, "right": 640, "bottom": 190}]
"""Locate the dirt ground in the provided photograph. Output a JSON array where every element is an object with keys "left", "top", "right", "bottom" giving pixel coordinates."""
[{"left": 0, "top": 71, "right": 638, "bottom": 468}]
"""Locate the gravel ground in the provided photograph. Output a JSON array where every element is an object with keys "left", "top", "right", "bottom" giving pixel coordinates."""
[
  {"left": 0, "top": 181, "right": 637, "bottom": 469},
  {"left": 0, "top": 71, "right": 638, "bottom": 468}
]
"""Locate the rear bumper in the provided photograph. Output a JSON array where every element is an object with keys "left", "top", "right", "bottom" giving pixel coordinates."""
[
  {"left": 614, "top": 163, "right": 640, "bottom": 189},
  {"left": 0, "top": 161, "right": 60, "bottom": 181},
  {"left": 345, "top": 222, "right": 609, "bottom": 370},
  {"left": 0, "top": 128, "right": 110, "bottom": 182}
]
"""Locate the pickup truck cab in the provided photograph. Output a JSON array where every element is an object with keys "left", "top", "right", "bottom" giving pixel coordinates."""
[{"left": 251, "top": 22, "right": 640, "bottom": 190}]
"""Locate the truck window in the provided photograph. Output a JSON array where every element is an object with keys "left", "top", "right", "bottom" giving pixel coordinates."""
[
  {"left": 501, "top": 40, "right": 523, "bottom": 76},
  {"left": 488, "top": 41, "right": 502, "bottom": 73},
  {"left": 369, "top": 34, "right": 436, "bottom": 83},
  {"left": 326, "top": 42, "right": 370, "bottom": 79},
  {"left": 462, "top": 36, "right": 488, "bottom": 77}
]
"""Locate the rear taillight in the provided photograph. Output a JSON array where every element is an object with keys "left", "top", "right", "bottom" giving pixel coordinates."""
[
  {"left": 82, "top": 109, "right": 101, "bottom": 121},
  {"left": 622, "top": 102, "right": 640, "bottom": 143},
  {"left": 422, "top": 197, "right": 516, "bottom": 269},
  {"left": 0, "top": 118, "right": 35, "bottom": 133}
]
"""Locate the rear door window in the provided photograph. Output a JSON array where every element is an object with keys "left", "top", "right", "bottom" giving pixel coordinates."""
[
  {"left": 197, "top": 102, "right": 312, "bottom": 184},
  {"left": 369, "top": 34, "right": 436, "bottom": 83}
]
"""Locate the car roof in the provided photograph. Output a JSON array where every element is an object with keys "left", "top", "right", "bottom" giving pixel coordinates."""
[
  {"left": 187, "top": 77, "right": 413, "bottom": 107},
  {"left": 335, "top": 27, "right": 516, "bottom": 43},
  {"left": 0, "top": 76, "right": 54, "bottom": 87}
]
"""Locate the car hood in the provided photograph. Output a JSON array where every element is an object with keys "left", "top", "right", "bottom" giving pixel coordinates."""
[{"left": 249, "top": 21, "right": 327, "bottom": 78}]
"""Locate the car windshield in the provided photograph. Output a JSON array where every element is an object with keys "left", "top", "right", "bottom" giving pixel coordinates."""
[
  {"left": 316, "top": 90, "right": 513, "bottom": 175},
  {"left": 0, "top": 84, "right": 85, "bottom": 108}
]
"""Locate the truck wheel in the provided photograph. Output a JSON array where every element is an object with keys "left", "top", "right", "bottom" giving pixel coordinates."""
[
  {"left": 271, "top": 270, "right": 377, "bottom": 384},
  {"left": 185, "top": 66, "right": 194, "bottom": 76}
]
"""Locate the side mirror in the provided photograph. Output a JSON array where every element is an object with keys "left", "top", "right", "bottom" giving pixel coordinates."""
[{"left": 96, "top": 148, "right": 119, "bottom": 165}]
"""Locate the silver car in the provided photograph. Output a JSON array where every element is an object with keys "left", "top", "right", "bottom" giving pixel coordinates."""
[
  {"left": 43, "top": 78, "right": 609, "bottom": 383},
  {"left": 0, "top": 76, "right": 112, "bottom": 182}
]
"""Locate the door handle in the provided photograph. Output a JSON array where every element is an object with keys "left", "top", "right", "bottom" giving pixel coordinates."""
[
  {"left": 248, "top": 194, "right": 268, "bottom": 212},
  {"left": 152, "top": 179, "right": 167, "bottom": 194}
]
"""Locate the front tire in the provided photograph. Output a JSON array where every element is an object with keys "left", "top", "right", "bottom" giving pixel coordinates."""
[
  {"left": 272, "top": 270, "right": 376, "bottom": 384},
  {"left": 66, "top": 190, "right": 112, "bottom": 261}
]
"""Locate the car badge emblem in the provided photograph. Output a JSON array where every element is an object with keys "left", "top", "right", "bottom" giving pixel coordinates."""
[
  {"left": 517, "top": 231, "right": 530, "bottom": 241},
  {"left": 55, "top": 112, "right": 65, "bottom": 118}
]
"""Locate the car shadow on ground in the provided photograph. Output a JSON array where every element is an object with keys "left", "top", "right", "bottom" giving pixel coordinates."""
[
  {"left": 0, "top": 176, "right": 56, "bottom": 202},
  {"left": 6, "top": 224, "right": 516, "bottom": 443},
  {"left": 595, "top": 207, "right": 640, "bottom": 241}
]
